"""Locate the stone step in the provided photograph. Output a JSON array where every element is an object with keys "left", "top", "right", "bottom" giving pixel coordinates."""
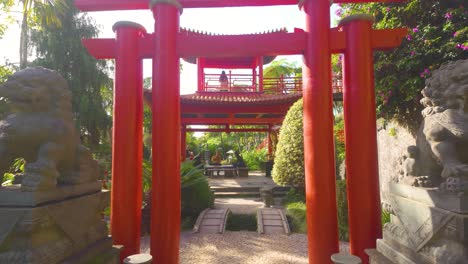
[
  {"left": 214, "top": 191, "right": 260, "bottom": 198},
  {"left": 210, "top": 186, "right": 260, "bottom": 193}
]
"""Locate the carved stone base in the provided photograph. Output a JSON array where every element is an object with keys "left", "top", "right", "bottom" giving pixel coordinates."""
[
  {"left": 0, "top": 182, "right": 102, "bottom": 207},
  {"left": 369, "top": 183, "right": 468, "bottom": 264},
  {"left": 0, "top": 190, "right": 113, "bottom": 263}
]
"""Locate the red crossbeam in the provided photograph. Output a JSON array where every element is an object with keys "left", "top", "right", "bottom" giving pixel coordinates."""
[
  {"left": 82, "top": 28, "right": 406, "bottom": 59},
  {"left": 182, "top": 117, "right": 283, "bottom": 125},
  {"left": 186, "top": 128, "right": 269, "bottom": 132},
  {"left": 75, "top": 0, "right": 405, "bottom": 11}
]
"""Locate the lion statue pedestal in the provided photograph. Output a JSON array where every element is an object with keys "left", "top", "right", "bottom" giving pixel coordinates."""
[
  {"left": 367, "top": 60, "right": 468, "bottom": 263},
  {"left": 0, "top": 68, "right": 120, "bottom": 263}
]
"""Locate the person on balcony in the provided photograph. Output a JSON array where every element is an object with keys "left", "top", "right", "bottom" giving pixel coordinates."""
[{"left": 219, "top": 70, "right": 228, "bottom": 91}]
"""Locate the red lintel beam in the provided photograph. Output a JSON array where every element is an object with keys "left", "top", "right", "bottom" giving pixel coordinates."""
[
  {"left": 75, "top": 0, "right": 405, "bottom": 11},
  {"left": 181, "top": 104, "right": 291, "bottom": 114},
  {"left": 186, "top": 128, "right": 269, "bottom": 132},
  {"left": 82, "top": 28, "right": 405, "bottom": 60},
  {"left": 182, "top": 117, "right": 283, "bottom": 125},
  {"left": 75, "top": 0, "right": 297, "bottom": 11}
]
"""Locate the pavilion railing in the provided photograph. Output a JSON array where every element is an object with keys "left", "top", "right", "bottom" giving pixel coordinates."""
[{"left": 201, "top": 73, "right": 343, "bottom": 94}]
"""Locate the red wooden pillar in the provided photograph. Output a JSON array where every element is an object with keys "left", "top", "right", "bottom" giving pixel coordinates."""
[
  {"left": 111, "top": 21, "right": 145, "bottom": 259},
  {"left": 150, "top": 0, "right": 182, "bottom": 263},
  {"left": 340, "top": 15, "right": 381, "bottom": 264},
  {"left": 302, "top": 0, "right": 339, "bottom": 263},
  {"left": 197, "top": 58, "right": 204, "bottom": 92},
  {"left": 258, "top": 56, "right": 263, "bottom": 93},
  {"left": 267, "top": 125, "right": 273, "bottom": 157}
]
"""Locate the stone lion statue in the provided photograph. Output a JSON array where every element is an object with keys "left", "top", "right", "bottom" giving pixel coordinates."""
[
  {"left": 0, "top": 67, "right": 98, "bottom": 191},
  {"left": 397, "top": 59, "right": 468, "bottom": 193}
]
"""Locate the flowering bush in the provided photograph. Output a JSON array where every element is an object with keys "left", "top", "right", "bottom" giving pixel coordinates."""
[{"left": 337, "top": 1, "right": 467, "bottom": 130}]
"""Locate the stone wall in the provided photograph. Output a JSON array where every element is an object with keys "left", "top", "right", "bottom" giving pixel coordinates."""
[{"left": 377, "top": 120, "right": 415, "bottom": 203}]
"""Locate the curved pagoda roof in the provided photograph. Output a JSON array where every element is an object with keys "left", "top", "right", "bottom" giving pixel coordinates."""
[
  {"left": 143, "top": 90, "right": 302, "bottom": 126},
  {"left": 180, "top": 27, "right": 287, "bottom": 68}
]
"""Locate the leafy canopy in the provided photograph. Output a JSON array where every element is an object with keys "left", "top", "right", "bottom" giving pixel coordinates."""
[{"left": 336, "top": 1, "right": 467, "bottom": 129}]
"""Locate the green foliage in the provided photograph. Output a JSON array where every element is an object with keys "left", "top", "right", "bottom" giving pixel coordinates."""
[
  {"left": 382, "top": 210, "right": 391, "bottom": 226},
  {"left": 0, "top": 0, "right": 14, "bottom": 38},
  {"left": 226, "top": 213, "right": 257, "bottom": 231},
  {"left": 336, "top": 180, "right": 349, "bottom": 241},
  {"left": 180, "top": 160, "right": 215, "bottom": 216},
  {"left": 263, "top": 58, "right": 301, "bottom": 79},
  {"left": 284, "top": 187, "right": 305, "bottom": 205},
  {"left": 286, "top": 202, "right": 307, "bottom": 233},
  {"left": 242, "top": 148, "right": 267, "bottom": 171},
  {"left": 338, "top": 1, "right": 467, "bottom": 129},
  {"left": 272, "top": 98, "right": 304, "bottom": 187},
  {"left": 388, "top": 127, "right": 397, "bottom": 137},
  {"left": 30, "top": 0, "right": 113, "bottom": 148}
]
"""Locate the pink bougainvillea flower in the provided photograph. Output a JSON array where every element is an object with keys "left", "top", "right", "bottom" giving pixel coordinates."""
[
  {"left": 453, "top": 31, "right": 459, "bottom": 37},
  {"left": 411, "top": 51, "right": 416, "bottom": 56},
  {"left": 444, "top": 12, "right": 452, "bottom": 19},
  {"left": 335, "top": 8, "right": 342, "bottom": 16},
  {"left": 385, "top": 7, "right": 390, "bottom": 12},
  {"left": 406, "top": 34, "right": 412, "bottom": 41},
  {"left": 456, "top": 44, "right": 468, "bottom": 50},
  {"left": 412, "top": 27, "right": 419, "bottom": 33}
]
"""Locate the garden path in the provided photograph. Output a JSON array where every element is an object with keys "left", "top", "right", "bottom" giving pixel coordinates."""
[{"left": 140, "top": 232, "right": 350, "bottom": 264}]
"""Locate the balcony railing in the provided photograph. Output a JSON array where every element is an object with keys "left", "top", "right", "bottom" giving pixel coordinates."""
[{"left": 200, "top": 73, "right": 343, "bottom": 94}]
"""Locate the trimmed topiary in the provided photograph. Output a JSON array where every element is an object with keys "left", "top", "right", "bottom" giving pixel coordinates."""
[{"left": 272, "top": 98, "right": 304, "bottom": 187}]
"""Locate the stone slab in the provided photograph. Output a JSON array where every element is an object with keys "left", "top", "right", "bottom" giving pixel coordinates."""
[
  {"left": 263, "top": 219, "right": 283, "bottom": 226},
  {"left": 0, "top": 182, "right": 102, "bottom": 207},
  {"left": 262, "top": 214, "right": 281, "bottom": 220},
  {"left": 263, "top": 226, "right": 285, "bottom": 234},
  {"left": 204, "top": 214, "right": 224, "bottom": 219},
  {"left": 389, "top": 183, "right": 468, "bottom": 214},
  {"left": 377, "top": 239, "right": 416, "bottom": 264},
  {"left": 0, "top": 190, "right": 110, "bottom": 263},
  {"left": 366, "top": 249, "right": 394, "bottom": 264}
]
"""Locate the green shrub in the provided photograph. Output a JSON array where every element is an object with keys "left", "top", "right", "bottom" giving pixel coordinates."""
[
  {"left": 286, "top": 202, "right": 307, "bottom": 233},
  {"left": 284, "top": 187, "right": 305, "bottom": 205},
  {"left": 272, "top": 98, "right": 304, "bottom": 187},
  {"left": 226, "top": 213, "right": 257, "bottom": 231},
  {"left": 242, "top": 148, "right": 267, "bottom": 171},
  {"left": 181, "top": 160, "right": 215, "bottom": 216},
  {"left": 336, "top": 180, "right": 349, "bottom": 241}
]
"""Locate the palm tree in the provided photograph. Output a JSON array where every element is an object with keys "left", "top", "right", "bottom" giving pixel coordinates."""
[{"left": 19, "top": 0, "right": 68, "bottom": 69}]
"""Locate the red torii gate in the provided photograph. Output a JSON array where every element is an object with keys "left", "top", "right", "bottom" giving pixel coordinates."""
[{"left": 74, "top": 0, "right": 406, "bottom": 263}]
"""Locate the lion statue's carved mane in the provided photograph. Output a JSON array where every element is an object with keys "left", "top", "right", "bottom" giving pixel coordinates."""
[
  {"left": 0, "top": 67, "right": 98, "bottom": 191},
  {"left": 397, "top": 59, "right": 468, "bottom": 193}
]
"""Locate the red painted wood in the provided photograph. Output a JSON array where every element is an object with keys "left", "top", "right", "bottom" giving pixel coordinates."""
[
  {"left": 186, "top": 128, "right": 269, "bottom": 132},
  {"left": 150, "top": 4, "right": 181, "bottom": 264},
  {"left": 182, "top": 117, "right": 283, "bottom": 125},
  {"left": 111, "top": 24, "right": 144, "bottom": 259},
  {"left": 302, "top": 0, "right": 339, "bottom": 263},
  {"left": 182, "top": 104, "right": 292, "bottom": 114},
  {"left": 82, "top": 28, "right": 405, "bottom": 61},
  {"left": 258, "top": 56, "right": 264, "bottom": 93},
  {"left": 82, "top": 39, "right": 116, "bottom": 59},
  {"left": 75, "top": 0, "right": 298, "bottom": 11},
  {"left": 342, "top": 18, "right": 381, "bottom": 264},
  {"left": 75, "top": 0, "right": 404, "bottom": 11}
]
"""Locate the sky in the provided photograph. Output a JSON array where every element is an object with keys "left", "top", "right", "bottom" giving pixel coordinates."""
[{"left": 0, "top": 4, "right": 340, "bottom": 94}]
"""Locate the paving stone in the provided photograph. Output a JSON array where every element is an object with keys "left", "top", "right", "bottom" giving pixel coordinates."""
[{"left": 263, "top": 219, "right": 283, "bottom": 226}]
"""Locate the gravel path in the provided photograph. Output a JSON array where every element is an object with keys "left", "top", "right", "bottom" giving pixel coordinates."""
[{"left": 141, "top": 231, "right": 350, "bottom": 264}]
